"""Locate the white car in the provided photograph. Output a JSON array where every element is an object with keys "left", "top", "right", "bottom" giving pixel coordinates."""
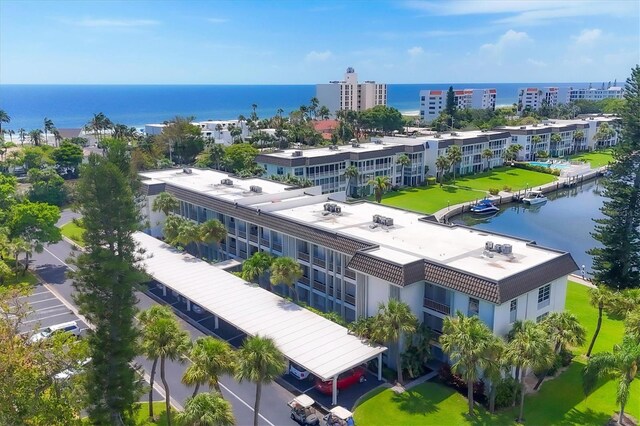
[
  {"left": 290, "top": 363, "right": 310, "bottom": 380},
  {"left": 54, "top": 358, "right": 91, "bottom": 380},
  {"left": 29, "top": 321, "right": 81, "bottom": 343}
]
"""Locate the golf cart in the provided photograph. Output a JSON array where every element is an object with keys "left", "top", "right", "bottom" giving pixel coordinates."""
[
  {"left": 323, "top": 406, "right": 355, "bottom": 426},
  {"left": 288, "top": 394, "right": 320, "bottom": 425}
]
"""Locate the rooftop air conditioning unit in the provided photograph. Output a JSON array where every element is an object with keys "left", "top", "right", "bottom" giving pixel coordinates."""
[
  {"left": 329, "top": 145, "right": 339, "bottom": 150},
  {"left": 494, "top": 244, "right": 503, "bottom": 253},
  {"left": 250, "top": 185, "right": 262, "bottom": 193},
  {"left": 485, "top": 241, "right": 494, "bottom": 251},
  {"left": 520, "top": 126, "right": 526, "bottom": 130},
  {"left": 182, "top": 168, "right": 193, "bottom": 174},
  {"left": 334, "top": 206, "right": 342, "bottom": 214},
  {"left": 434, "top": 134, "right": 441, "bottom": 139},
  {"left": 373, "top": 214, "right": 382, "bottom": 224},
  {"left": 324, "top": 203, "right": 332, "bottom": 211},
  {"left": 383, "top": 217, "right": 394, "bottom": 227},
  {"left": 221, "top": 178, "right": 234, "bottom": 186},
  {"left": 451, "top": 132, "right": 458, "bottom": 136},
  {"left": 373, "top": 139, "right": 383, "bottom": 144},
  {"left": 351, "top": 142, "right": 360, "bottom": 148},
  {"left": 292, "top": 150, "right": 303, "bottom": 157},
  {"left": 502, "top": 244, "right": 513, "bottom": 255}
]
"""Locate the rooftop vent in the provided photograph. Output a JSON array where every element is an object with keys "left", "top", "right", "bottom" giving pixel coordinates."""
[
  {"left": 434, "top": 133, "right": 441, "bottom": 139},
  {"left": 182, "top": 168, "right": 193, "bottom": 174},
  {"left": 220, "top": 178, "right": 234, "bottom": 186},
  {"left": 249, "top": 185, "right": 262, "bottom": 193},
  {"left": 372, "top": 138, "right": 383, "bottom": 144},
  {"left": 351, "top": 142, "right": 360, "bottom": 148},
  {"left": 323, "top": 203, "right": 342, "bottom": 215},
  {"left": 291, "top": 150, "right": 303, "bottom": 157},
  {"left": 329, "top": 145, "right": 339, "bottom": 150},
  {"left": 450, "top": 132, "right": 459, "bottom": 136},
  {"left": 372, "top": 215, "right": 394, "bottom": 227},
  {"left": 484, "top": 241, "right": 513, "bottom": 256},
  {"left": 520, "top": 126, "right": 527, "bottom": 130}
]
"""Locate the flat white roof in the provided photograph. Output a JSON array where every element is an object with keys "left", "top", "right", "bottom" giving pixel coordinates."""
[
  {"left": 271, "top": 200, "right": 562, "bottom": 280},
  {"left": 133, "top": 232, "right": 386, "bottom": 381},
  {"left": 261, "top": 143, "right": 398, "bottom": 159}
]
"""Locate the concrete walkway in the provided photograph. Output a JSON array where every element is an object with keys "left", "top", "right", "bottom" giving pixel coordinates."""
[
  {"left": 391, "top": 370, "right": 439, "bottom": 394},
  {"left": 569, "top": 273, "right": 597, "bottom": 288}
]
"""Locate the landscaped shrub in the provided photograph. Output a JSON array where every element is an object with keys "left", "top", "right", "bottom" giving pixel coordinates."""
[
  {"left": 426, "top": 177, "right": 437, "bottom": 186},
  {"left": 559, "top": 348, "right": 574, "bottom": 367},
  {"left": 502, "top": 185, "right": 512, "bottom": 192},
  {"left": 438, "top": 363, "right": 486, "bottom": 402},
  {"left": 494, "top": 377, "right": 521, "bottom": 409},
  {"left": 512, "top": 162, "right": 558, "bottom": 176},
  {"left": 488, "top": 187, "right": 500, "bottom": 195}
]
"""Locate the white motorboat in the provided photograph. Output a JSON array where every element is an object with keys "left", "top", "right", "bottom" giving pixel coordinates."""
[
  {"left": 470, "top": 199, "right": 499, "bottom": 214},
  {"left": 522, "top": 190, "right": 547, "bottom": 205}
]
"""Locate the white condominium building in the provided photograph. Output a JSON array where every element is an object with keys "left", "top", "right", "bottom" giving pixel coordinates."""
[
  {"left": 140, "top": 168, "right": 577, "bottom": 365},
  {"left": 419, "top": 88, "right": 497, "bottom": 123},
  {"left": 145, "top": 120, "right": 250, "bottom": 145},
  {"left": 568, "top": 84, "right": 624, "bottom": 102},
  {"left": 316, "top": 67, "right": 387, "bottom": 114},
  {"left": 517, "top": 87, "right": 570, "bottom": 112}
]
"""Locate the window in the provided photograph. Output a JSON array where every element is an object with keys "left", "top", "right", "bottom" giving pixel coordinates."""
[
  {"left": 294, "top": 167, "right": 304, "bottom": 176},
  {"left": 276, "top": 166, "right": 284, "bottom": 175},
  {"left": 538, "top": 284, "right": 551, "bottom": 309},
  {"left": 536, "top": 313, "right": 549, "bottom": 323},
  {"left": 510, "top": 299, "right": 517, "bottom": 323},
  {"left": 468, "top": 298, "right": 479, "bottom": 316}
]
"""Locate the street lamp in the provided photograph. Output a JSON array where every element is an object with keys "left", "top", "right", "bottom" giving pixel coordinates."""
[{"left": 581, "top": 265, "right": 586, "bottom": 280}]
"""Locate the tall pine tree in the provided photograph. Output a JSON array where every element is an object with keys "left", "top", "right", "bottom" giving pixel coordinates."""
[
  {"left": 589, "top": 65, "right": 640, "bottom": 290},
  {"left": 445, "top": 85, "right": 456, "bottom": 116},
  {"left": 70, "top": 153, "right": 145, "bottom": 424}
]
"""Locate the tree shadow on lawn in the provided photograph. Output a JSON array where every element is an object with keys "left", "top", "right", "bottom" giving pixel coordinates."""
[
  {"left": 390, "top": 387, "right": 443, "bottom": 415},
  {"left": 559, "top": 408, "right": 611, "bottom": 426}
]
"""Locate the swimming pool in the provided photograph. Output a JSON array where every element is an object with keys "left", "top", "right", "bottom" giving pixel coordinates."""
[{"left": 527, "top": 161, "right": 569, "bottom": 170}]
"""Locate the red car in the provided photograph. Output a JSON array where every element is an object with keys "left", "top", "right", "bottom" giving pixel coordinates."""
[{"left": 314, "top": 366, "right": 367, "bottom": 395}]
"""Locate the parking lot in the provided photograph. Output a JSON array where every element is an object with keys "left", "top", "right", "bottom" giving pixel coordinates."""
[
  {"left": 147, "top": 281, "right": 383, "bottom": 411},
  {"left": 18, "top": 283, "right": 89, "bottom": 337}
]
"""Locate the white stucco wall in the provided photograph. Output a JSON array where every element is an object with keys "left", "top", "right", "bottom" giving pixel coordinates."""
[
  {"left": 366, "top": 276, "right": 390, "bottom": 318},
  {"left": 144, "top": 194, "right": 167, "bottom": 238}
]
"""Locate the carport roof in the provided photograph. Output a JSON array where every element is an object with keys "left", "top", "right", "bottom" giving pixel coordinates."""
[{"left": 133, "top": 232, "right": 386, "bottom": 381}]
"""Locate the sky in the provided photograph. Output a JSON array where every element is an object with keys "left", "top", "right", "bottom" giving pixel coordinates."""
[{"left": 1, "top": 0, "right": 638, "bottom": 84}]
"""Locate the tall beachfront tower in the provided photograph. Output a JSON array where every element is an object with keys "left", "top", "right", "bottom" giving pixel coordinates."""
[
  {"left": 419, "top": 88, "right": 497, "bottom": 123},
  {"left": 316, "top": 67, "right": 387, "bottom": 114}
]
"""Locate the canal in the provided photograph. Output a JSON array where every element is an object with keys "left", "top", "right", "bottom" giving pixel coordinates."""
[{"left": 452, "top": 178, "right": 607, "bottom": 275}]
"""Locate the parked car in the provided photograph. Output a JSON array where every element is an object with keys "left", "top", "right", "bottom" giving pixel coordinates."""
[
  {"left": 288, "top": 394, "right": 319, "bottom": 425},
  {"left": 29, "top": 321, "right": 81, "bottom": 343},
  {"left": 54, "top": 357, "right": 91, "bottom": 380},
  {"left": 290, "top": 362, "right": 310, "bottom": 380},
  {"left": 314, "top": 367, "right": 366, "bottom": 395}
]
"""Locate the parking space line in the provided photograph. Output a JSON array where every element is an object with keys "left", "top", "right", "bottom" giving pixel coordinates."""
[
  {"left": 20, "top": 291, "right": 50, "bottom": 298},
  {"left": 23, "top": 311, "right": 73, "bottom": 324},
  {"left": 34, "top": 304, "right": 66, "bottom": 312},
  {"left": 28, "top": 297, "right": 59, "bottom": 305},
  {"left": 303, "top": 385, "right": 316, "bottom": 393}
]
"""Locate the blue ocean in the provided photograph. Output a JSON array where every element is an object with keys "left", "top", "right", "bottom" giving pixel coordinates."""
[{"left": 0, "top": 83, "right": 586, "bottom": 130}]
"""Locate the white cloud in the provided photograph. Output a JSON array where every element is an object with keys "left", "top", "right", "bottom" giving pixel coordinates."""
[
  {"left": 305, "top": 50, "right": 333, "bottom": 62},
  {"left": 75, "top": 18, "right": 159, "bottom": 28},
  {"left": 480, "top": 30, "right": 531, "bottom": 54},
  {"left": 526, "top": 58, "right": 547, "bottom": 67},
  {"left": 207, "top": 18, "right": 229, "bottom": 24},
  {"left": 572, "top": 28, "right": 602, "bottom": 44},
  {"left": 407, "top": 46, "right": 424, "bottom": 57}
]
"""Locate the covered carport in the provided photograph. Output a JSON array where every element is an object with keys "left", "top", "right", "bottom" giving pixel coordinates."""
[{"left": 133, "top": 232, "right": 387, "bottom": 405}]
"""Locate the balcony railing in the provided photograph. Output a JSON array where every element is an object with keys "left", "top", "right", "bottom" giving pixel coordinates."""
[
  {"left": 423, "top": 297, "right": 451, "bottom": 315},
  {"left": 272, "top": 242, "right": 283, "bottom": 253},
  {"left": 313, "top": 280, "right": 326, "bottom": 292},
  {"left": 249, "top": 234, "right": 258, "bottom": 243},
  {"left": 239, "top": 250, "right": 247, "bottom": 259},
  {"left": 238, "top": 230, "right": 247, "bottom": 239},
  {"left": 345, "top": 294, "right": 356, "bottom": 305},
  {"left": 260, "top": 238, "right": 270, "bottom": 246},
  {"left": 297, "top": 252, "right": 310, "bottom": 262},
  {"left": 313, "top": 258, "right": 326, "bottom": 268},
  {"left": 344, "top": 269, "right": 356, "bottom": 280},
  {"left": 299, "top": 276, "right": 310, "bottom": 286}
]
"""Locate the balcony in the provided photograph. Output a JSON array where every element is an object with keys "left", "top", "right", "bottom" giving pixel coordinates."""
[
  {"left": 249, "top": 234, "right": 258, "bottom": 243},
  {"left": 313, "top": 258, "right": 326, "bottom": 268},
  {"left": 345, "top": 294, "right": 356, "bottom": 305},
  {"left": 299, "top": 276, "right": 310, "bottom": 286},
  {"left": 313, "top": 280, "right": 326, "bottom": 292},
  {"left": 260, "top": 238, "right": 270, "bottom": 247},
  {"left": 344, "top": 269, "right": 356, "bottom": 280},
  {"left": 272, "top": 242, "right": 283, "bottom": 253},
  {"left": 239, "top": 249, "right": 247, "bottom": 259},
  {"left": 297, "top": 252, "right": 310, "bottom": 262},
  {"left": 238, "top": 230, "right": 247, "bottom": 239},
  {"left": 423, "top": 297, "right": 451, "bottom": 315}
]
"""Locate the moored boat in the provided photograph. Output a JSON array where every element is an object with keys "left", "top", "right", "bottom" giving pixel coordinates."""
[
  {"left": 522, "top": 190, "right": 548, "bottom": 205},
  {"left": 470, "top": 199, "right": 499, "bottom": 214}
]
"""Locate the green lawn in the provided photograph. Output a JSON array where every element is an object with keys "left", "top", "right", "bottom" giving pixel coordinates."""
[
  {"left": 133, "top": 402, "right": 175, "bottom": 426},
  {"left": 568, "top": 149, "right": 614, "bottom": 168},
  {"left": 353, "top": 281, "right": 639, "bottom": 425},
  {"left": 380, "top": 185, "right": 486, "bottom": 214},
  {"left": 60, "top": 221, "right": 85, "bottom": 246},
  {"left": 377, "top": 167, "right": 557, "bottom": 214},
  {"left": 454, "top": 167, "right": 557, "bottom": 192}
]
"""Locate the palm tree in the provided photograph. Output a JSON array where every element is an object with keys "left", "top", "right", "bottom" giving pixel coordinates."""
[
  {"left": 7, "top": 129, "right": 15, "bottom": 142},
  {"left": 43, "top": 117, "right": 54, "bottom": 146},
  {"left": 586, "top": 285, "right": 613, "bottom": 357},
  {"left": 164, "top": 215, "right": 187, "bottom": 244},
  {"left": 146, "top": 315, "right": 191, "bottom": 425},
  {"left": 594, "top": 123, "right": 616, "bottom": 147},
  {"left": 440, "top": 311, "right": 494, "bottom": 416},
  {"left": 343, "top": 165, "right": 359, "bottom": 197},
  {"left": 373, "top": 300, "right": 418, "bottom": 385},
  {"left": 309, "top": 97, "right": 319, "bottom": 120},
  {"left": 446, "top": 145, "right": 462, "bottom": 182},
  {"left": 177, "top": 392, "right": 235, "bottom": 426},
  {"left": 241, "top": 251, "right": 273, "bottom": 289},
  {"left": 584, "top": 335, "right": 640, "bottom": 425},
  {"left": 533, "top": 312, "right": 586, "bottom": 390},
  {"left": 29, "top": 129, "right": 43, "bottom": 146},
  {"left": 367, "top": 175, "right": 391, "bottom": 203},
  {"left": 396, "top": 154, "right": 410, "bottom": 187},
  {"left": 270, "top": 257, "right": 302, "bottom": 302},
  {"left": 531, "top": 135, "right": 543, "bottom": 157},
  {"left": 435, "top": 156, "right": 450, "bottom": 185},
  {"left": 318, "top": 106, "right": 330, "bottom": 120},
  {"left": 52, "top": 129, "right": 62, "bottom": 147},
  {"left": 234, "top": 335, "right": 286, "bottom": 426},
  {"left": 199, "top": 219, "right": 227, "bottom": 261},
  {"left": 505, "top": 320, "right": 554, "bottom": 423},
  {"left": 139, "top": 305, "right": 174, "bottom": 419},
  {"left": 573, "top": 130, "right": 585, "bottom": 153},
  {"left": 250, "top": 104, "right": 258, "bottom": 122},
  {"left": 550, "top": 133, "right": 562, "bottom": 157},
  {"left": 177, "top": 220, "right": 202, "bottom": 256},
  {"left": 18, "top": 128, "right": 26, "bottom": 145},
  {"left": 483, "top": 337, "right": 508, "bottom": 414},
  {"left": 625, "top": 309, "right": 640, "bottom": 340},
  {"left": 152, "top": 192, "right": 180, "bottom": 216},
  {"left": 0, "top": 110, "right": 10, "bottom": 134},
  {"left": 182, "top": 336, "right": 236, "bottom": 398},
  {"left": 481, "top": 149, "right": 493, "bottom": 171}
]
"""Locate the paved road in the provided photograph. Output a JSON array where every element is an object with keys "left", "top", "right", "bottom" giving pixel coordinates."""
[{"left": 32, "top": 237, "right": 295, "bottom": 426}]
